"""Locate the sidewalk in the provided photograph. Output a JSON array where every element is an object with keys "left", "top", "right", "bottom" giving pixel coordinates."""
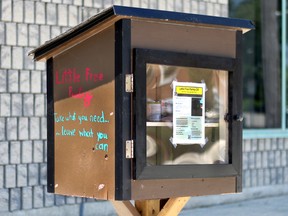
[
  {"left": 4, "top": 185, "right": 288, "bottom": 216},
  {"left": 180, "top": 195, "right": 288, "bottom": 216}
]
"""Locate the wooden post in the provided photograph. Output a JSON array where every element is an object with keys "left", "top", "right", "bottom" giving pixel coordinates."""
[
  {"left": 158, "top": 197, "right": 190, "bottom": 216},
  {"left": 112, "top": 197, "right": 190, "bottom": 216},
  {"left": 135, "top": 200, "right": 160, "bottom": 216},
  {"left": 111, "top": 201, "right": 141, "bottom": 216}
]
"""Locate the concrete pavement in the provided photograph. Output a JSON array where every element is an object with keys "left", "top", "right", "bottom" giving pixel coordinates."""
[
  {"left": 4, "top": 185, "right": 288, "bottom": 215},
  {"left": 180, "top": 195, "right": 288, "bottom": 216},
  {"left": 4, "top": 195, "right": 288, "bottom": 216}
]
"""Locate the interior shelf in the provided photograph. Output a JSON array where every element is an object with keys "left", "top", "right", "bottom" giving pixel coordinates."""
[{"left": 146, "top": 122, "right": 219, "bottom": 127}]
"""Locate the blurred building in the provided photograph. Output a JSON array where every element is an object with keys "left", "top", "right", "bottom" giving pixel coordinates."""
[{"left": 0, "top": 0, "right": 287, "bottom": 215}]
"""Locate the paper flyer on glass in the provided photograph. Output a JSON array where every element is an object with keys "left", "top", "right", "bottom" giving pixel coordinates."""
[{"left": 172, "top": 81, "right": 206, "bottom": 145}]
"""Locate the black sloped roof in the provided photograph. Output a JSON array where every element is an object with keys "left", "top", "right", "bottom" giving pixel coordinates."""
[{"left": 29, "top": 5, "right": 254, "bottom": 61}]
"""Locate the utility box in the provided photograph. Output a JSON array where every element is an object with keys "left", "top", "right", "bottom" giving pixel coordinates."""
[{"left": 29, "top": 6, "right": 254, "bottom": 201}]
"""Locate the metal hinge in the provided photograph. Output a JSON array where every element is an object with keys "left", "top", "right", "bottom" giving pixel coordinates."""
[
  {"left": 126, "top": 140, "right": 134, "bottom": 159},
  {"left": 125, "top": 74, "right": 133, "bottom": 92}
]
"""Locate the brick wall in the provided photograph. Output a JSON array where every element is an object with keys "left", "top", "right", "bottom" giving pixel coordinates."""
[{"left": 6, "top": 0, "right": 288, "bottom": 215}]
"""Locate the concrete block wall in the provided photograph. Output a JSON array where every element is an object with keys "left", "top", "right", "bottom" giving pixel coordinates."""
[
  {"left": 243, "top": 138, "right": 288, "bottom": 188},
  {"left": 3, "top": 0, "right": 286, "bottom": 215}
]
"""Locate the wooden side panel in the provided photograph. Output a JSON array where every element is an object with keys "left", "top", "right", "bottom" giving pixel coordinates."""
[
  {"left": 131, "top": 177, "right": 236, "bottom": 200},
  {"left": 52, "top": 26, "right": 115, "bottom": 200},
  {"left": 131, "top": 20, "right": 236, "bottom": 58}
]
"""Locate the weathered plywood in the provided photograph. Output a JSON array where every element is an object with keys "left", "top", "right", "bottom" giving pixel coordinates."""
[
  {"left": 131, "top": 20, "right": 236, "bottom": 58},
  {"left": 53, "top": 26, "right": 115, "bottom": 200},
  {"left": 131, "top": 177, "right": 236, "bottom": 200}
]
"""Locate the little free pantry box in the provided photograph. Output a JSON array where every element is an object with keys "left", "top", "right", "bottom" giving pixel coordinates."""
[{"left": 29, "top": 5, "right": 254, "bottom": 200}]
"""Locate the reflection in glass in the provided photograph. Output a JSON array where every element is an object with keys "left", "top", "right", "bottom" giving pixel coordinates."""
[
  {"left": 146, "top": 64, "right": 229, "bottom": 165},
  {"left": 230, "top": 0, "right": 281, "bottom": 128}
]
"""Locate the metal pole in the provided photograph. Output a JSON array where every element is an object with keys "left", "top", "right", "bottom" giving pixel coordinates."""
[{"left": 281, "top": 0, "right": 287, "bottom": 129}]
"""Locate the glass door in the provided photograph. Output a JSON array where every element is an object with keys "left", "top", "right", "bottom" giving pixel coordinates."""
[
  {"left": 146, "top": 64, "right": 229, "bottom": 166},
  {"left": 134, "top": 49, "right": 239, "bottom": 180}
]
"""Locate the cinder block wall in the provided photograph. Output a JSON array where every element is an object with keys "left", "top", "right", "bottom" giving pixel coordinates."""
[
  {"left": 4, "top": 0, "right": 286, "bottom": 215},
  {"left": 243, "top": 138, "right": 288, "bottom": 188}
]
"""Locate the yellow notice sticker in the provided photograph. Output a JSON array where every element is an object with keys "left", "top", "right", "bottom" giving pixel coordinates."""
[{"left": 176, "top": 86, "right": 203, "bottom": 95}]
